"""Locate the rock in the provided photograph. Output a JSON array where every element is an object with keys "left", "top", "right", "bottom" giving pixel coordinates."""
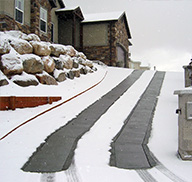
[
  {"left": 53, "top": 69, "right": 66, "bottom": 82},
  {"left": 0, "top": 70, "right": 9, "bottom": 86},
  {"left": 0, "top": 37, "right": 11, "bottom": 54},
  {"left": 66, "top": 70, "right": 74, "bottom": 79},
  {"left": 78, "top": 58, "right": 93, "bottom": 68},
  {"left": 72, "top": 69, "right": 80, "bottom": 78},
  {"left": 21, "top": 54, "right": 44, "bottom": 74},
  {"left": 80, "top": 66, "right": 88, "bottom": 75},
  {"left": 31, "top": 41, "right": 51, "bottom": 56},
  {"left": 50, "top": 44, "right": 66, "bottom": 57},
  {"left": 65, "top": 45, "right": 76, "bottom": 57},
  {"left": 22, "top": 33, "right": 41, "bottom": 42},
  {"left": 42, "top": 56, "right": 55, "bottom": 73},
  {"left": 0, "top": 51, "right": 23, "bottom": 75},
  {"left": 9, "top": 38, "right": 33, "bottom": 55},
  {"left": 77, "top": 52, "right": 86, "bottom": 60},
  {"left": 36, "top": 71, "right": 58, "bottom": 85},
  {"left": 0, "top": 78, "right": 9, "bottom": 86},
  {"left": 11, "top": 72, "right": 39, "bottom": 87},
  {"left": 53, "top": 57, "right": 63, "bottom": 70},
  {"left": 72, "top": 57, "right": 79, "bottom": 69},
  {"left": 59, "top": 55, "right": 73, "bottom": 69},
  {"left": 5, "top": 30, "right": 24, "bottom": 39}
]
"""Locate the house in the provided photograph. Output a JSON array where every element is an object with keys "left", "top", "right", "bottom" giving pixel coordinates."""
[
  {"left": 0, "top": 0, "right": 65, "bottom": 42},
  {"left": 129, "top": 60, "right": 150, "bottom": 70},
  {"left": 0, "top": 1, "right": 132, "bottom": 68},
  {"left": 55, "top": 6, "right": 84, "bottom": 51},
  {"left": 81, "top": 12, "right": 132, "bottom": 67}
]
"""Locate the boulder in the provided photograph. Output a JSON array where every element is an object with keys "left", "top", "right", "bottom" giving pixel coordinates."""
[
  {"left": 59, "top": 55, "right": 73, "bottom": 69},
  {"left": 53, "top": 69, "right": 66, "bottom": 82},
  {"left": 77, "top": 52, "right": 86, "bottom": 60},
  {"left": 65, "top": 45, "right": 76, "bottom": 57},
  {"left": 80, "top": 66, "right": 88, "bottom": 75},
  {"left": 72, "top": 57, "right": 79, "bottom": 69},
  {"left": 42, "top": 56, "right": 55, "bottom": 73},
  {"left": 78, "top": 58, "right": 93, "bottom": 68},
  {"left": 9, "top": 38, "right": 33, "bottom": 55},
  {"left": 72, "top": 69, "right": 80, "bottom": 78},
  {"left": 36, "top": 71, "right": 58, "bottom": 85},
  {"left": 0, "top": 70, "right": 9, "bottom": 86},
  {"left": 66, "top": 70, "right": 75, "bottom": 79},
  {"left": 0, "top": 78, "right": 9, "bottom": 86},
  {"left": 22, "top": 33, "right": 41, "bottom": 42},
  {"left": 31, "top": 41, "right": 51, "bottom": 56},
  {"left": 0, "top": 37, "right": 11, "bottom": 54},
  {"left": 21, "top": 54, "right": 44, "bottom": 74},
  {"left": 53, "top": 57, "right": 63, "bottom": 70},
  {"left": 11, "top": 72, "right": 39, "bottom": 87},
  {"left": 0, "top": 51, "right": 23, "bottom": 75},
  {"left": 50, "top": 44, "right": 66, "bottom": 57},
  {"left": 5, "top": 30, "right": 24, "bottom": 39}
]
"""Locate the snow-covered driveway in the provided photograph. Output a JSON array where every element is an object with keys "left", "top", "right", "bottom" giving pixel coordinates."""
[{"left": 0, "top": 65, "right": 191, "bottom": 182}]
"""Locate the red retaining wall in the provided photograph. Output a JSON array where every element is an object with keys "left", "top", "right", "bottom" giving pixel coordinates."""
[{"left": 0, "top": 96, "right": 62, "bottom": 110}]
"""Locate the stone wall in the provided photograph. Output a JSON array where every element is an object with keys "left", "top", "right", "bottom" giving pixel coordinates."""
[
  {"left": 30, "top": 0, "right": 52, "bottom": 42},
  {"left": 0, "top": 14, "right": 31, "bottom": 34},
  {"left": 82, "top": 16, "right": 130, "bottom": 68},
  {"left": 0, "top": 0, "right": 52, "bottom": 42}
]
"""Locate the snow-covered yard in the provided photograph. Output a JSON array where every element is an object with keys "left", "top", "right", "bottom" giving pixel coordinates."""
[{"left": 0, "top": 64, "right": 191, "bottom": 182}]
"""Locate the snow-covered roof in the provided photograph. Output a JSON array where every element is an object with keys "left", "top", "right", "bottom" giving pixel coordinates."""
[
  {"left": 55, "top": 6, "right": 79, "bottom": 12},
  {"left": 82, "top": 11, "right": 124, "bottom": 23}
]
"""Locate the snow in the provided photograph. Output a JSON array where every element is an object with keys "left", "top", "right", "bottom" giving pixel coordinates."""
[
  {"left": 82, "top": 11, "right": 124, "bottom": 23},
  {"left": 0, "top": 64, "right": 191, "bottom": 182}
]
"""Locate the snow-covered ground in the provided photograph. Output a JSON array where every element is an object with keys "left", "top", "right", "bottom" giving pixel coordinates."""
[{"left": 0, "top": 64, "right": 191, "bottom": 182}]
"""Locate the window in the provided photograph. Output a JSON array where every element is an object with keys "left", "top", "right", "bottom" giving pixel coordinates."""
[
  {"left": 40, "top": 7, "right": 47, "bottom": 32},
  {"left": 15, "top": 0, "right": 24, "bottom": 24}
]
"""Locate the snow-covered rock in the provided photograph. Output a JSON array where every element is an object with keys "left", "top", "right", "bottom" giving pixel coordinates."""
[
  {"left": 0, "top": 36, "right": 11, "bottom": 54},
  {"left": 52, "top": 57, "right": 63, "bottom": 70},
  {"left": 36, "top": 71, "right": 58, "bottom": 85},
  {"left": 72, "top": 57, "right": 79, "bottom": 69},
  {"left": 0, "top": 70, "right": 9, "bottom": 86},
  {"left": 66, "top": 70, "right": 75, "bottom": 79},
  {"left": 0, "top": 49, "right": 23, "bottom": 75},
  {"left": 77, "top": 52, "right": 87, "bottom": 60},
  {"left": 9, "top": 38, "right": 33, "bottom": 55},
  {"left": 21, "top": 54, "right": 43, "bottom": 74},
  {"left": 5, "top": 30, "right": 24, "bottom": 39},
  {"left": 22, "top": 33, "right": 41, "bottom": 42},
  {"left": 53, "top": 69, "right": 66, "bottom": 82},
  {"left": 11, "top": 72, "right": 39, "bottom": 87},
  {"left": 50, "top": 44, "right": 66, "bottom": 57},
  {"left": 65, "top": 45, "right": 76, "bottom": 57},
  {"left": 59, "top": 54, "right": 73, "bottom": 69},
  {"left": 30, "top": 41, "right": 51, "bottom": 56},
  {"left": 72, "top": 68, "right": 81, "bottom": 78},
  {"left": 42, "top": 56, "right": 55, "bottom": 73}
]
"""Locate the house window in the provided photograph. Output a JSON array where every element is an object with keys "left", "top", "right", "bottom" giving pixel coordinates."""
[
  {"left": 40, "top": 7, "right": 47, "bottom": 33},
  {"left": 15, "top": 0, "right": 24, "bottom": 24}
]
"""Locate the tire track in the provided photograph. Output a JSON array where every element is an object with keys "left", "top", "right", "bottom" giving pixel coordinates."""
[{"left": 136, "top": 169, "right": 158, "bottom": 182}]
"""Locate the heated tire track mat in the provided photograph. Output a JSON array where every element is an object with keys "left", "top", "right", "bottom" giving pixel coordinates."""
[
  {"left": 22, "top": 70, "right": 144, "bottom": 173},
  {"left": 110, "top": 71, "right": 165, "bottom": 169}
]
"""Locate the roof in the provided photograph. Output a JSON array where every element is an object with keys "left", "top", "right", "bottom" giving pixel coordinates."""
[
  {"left": 82, "top": 11, "right": 132, "bottom": 39},
  {"left": 82, "top": 11, "right": 123, "bottom": 23},
  {"left": 56, "top": 6, "right": 84, "bottom": 20}
]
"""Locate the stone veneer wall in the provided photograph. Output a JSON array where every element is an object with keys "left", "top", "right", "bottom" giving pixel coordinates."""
[
  {"left": 30, "top": 0, "right": 52, "bottom": 42},
  {"left": 0, "top": 14, "right": 31, "bottom": 34},
  {"left": 82, "top": 16, "right": 130, "bottom": 68},
  {"left": 0, "top": 0, "right": 52, "bottom": 42}
]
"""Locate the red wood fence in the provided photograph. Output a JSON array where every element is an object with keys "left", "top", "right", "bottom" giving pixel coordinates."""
[{"left": 0, "top": 96, "right": 62, "bottom": 110}]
